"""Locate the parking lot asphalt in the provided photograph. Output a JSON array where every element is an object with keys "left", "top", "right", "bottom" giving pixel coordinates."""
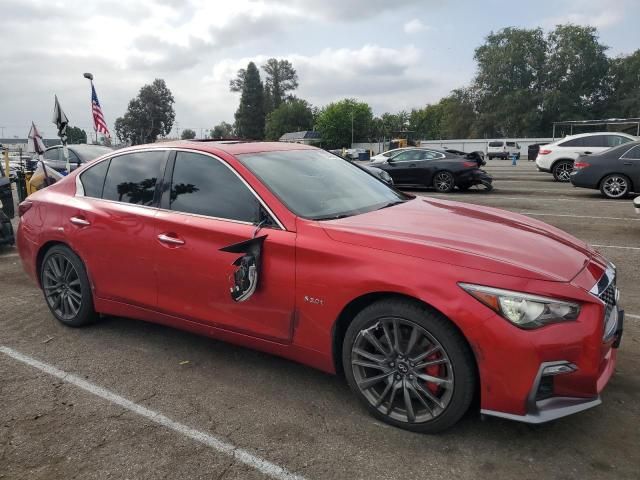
[{"left": 1, "top": 159, "right": 639, "bottom": 480}]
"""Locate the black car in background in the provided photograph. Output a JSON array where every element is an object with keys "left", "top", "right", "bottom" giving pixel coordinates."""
[
  {"left": 373, "top": 148, "right": 492, "bottom": 192},
  {"left": 42, "top": 144, "right": 113, "bottom": 172},
  {"left": 570, "top": 141, "right": 640, "bottom": 199}
]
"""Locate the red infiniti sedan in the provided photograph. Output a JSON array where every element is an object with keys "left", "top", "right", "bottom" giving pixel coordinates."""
[{"left": 17, "top": 141, "right": 623, "bottom": 433}]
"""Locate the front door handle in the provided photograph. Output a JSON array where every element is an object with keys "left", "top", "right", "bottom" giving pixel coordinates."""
[
  {"left": 70, "top": 216, "right": 91, "bottom": 226},
  {"left": 409, "top": 163, "right": 416, "bottom": 167},
  {"left": 623, "top": 161, "right": 633, "bottom": 165},
  {"left": 158, "top": 233, "right": 185, "bottom": 246}
]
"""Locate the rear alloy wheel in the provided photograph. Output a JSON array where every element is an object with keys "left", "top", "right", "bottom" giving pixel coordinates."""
[
  {"left": 41, "top": 245, "right": 97, "bottom": 327},
  {"left": 552, "top": 160, "right": 573, "bottom": 182},
  {"left": 433, "top": 171, "right": 455, "bottom": 193},
  {"left": 343, "top": 300, "right": 476, "bottom": 433},
  {"left": 600, "top": 174, "right": 631, "bottom": 199}
]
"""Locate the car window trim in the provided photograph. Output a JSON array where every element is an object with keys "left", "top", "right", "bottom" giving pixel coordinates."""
[
  {"left": 75, "top": 147, "right": 285, "bottom": 231},
  {"left": 620, "top": 145, "right": 640, "bottom": 160}
]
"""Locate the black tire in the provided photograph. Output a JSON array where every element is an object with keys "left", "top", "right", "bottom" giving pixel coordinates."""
[
  {"left": 40, "top": 245, "right": 98, "bottom": 327},
  {"left": 432, "top": 171, "right": 455, "bottom": 193},
  {"left": 600, "top": 174, "right": 631, "bottom": 199},
  {"left": 552, "top": 160, "right": 573, "bottom": 182},
  {"left": 480, "top": 180, "right": 493, "bottom": 192},
  {"left": 342, "top": 299, "right": 476, "bottom": 433},
  {"left": 487, "top": 156, "right": 493, "bottom": 160}
]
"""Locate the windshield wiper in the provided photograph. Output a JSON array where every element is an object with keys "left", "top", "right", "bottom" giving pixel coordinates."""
[
  {"left": 377, "top": 200, "right": 406, "bottom": 210},
  {"left": 314, "top": 213, "right": 351, "bottom": 221}
]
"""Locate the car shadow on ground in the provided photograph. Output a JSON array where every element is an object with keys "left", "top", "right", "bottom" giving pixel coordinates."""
[{"left": 87, "top": 314, "right": 612, "bottom": 442}]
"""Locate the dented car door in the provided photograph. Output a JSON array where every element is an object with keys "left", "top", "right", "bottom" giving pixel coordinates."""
[{"left": 154, "top": 151, "right": 296, "bottom": 341}]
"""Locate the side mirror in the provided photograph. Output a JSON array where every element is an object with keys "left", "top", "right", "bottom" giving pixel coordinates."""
[{"left": 220, "top": 235, "right": 267, "bottom": 302}]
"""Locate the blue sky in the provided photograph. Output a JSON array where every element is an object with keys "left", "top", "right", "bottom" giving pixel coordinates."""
[{"left": 1, "top": 0, "right": 639, "bottom": 139}]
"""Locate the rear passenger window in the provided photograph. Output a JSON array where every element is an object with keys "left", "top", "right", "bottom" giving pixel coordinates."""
[
  {"left": 80, "top": 159, "right": 110, "bottom": 198},
  {"left": 581, "top": 135, "right": 607, "bottom": 148},
  {"left": 102, "top": 151, "right": 165, "bottom": 206},
  {"left": 608, "top": 135, "right": 632, "bottom": 147},
  {"left": 168, "top": 152, "right": 261, "bottom": 223},
  {"left": 560, "top": 138, "right": 585, "bottom": 147}
]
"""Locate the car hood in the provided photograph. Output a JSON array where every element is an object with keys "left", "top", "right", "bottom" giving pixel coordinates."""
[{"left": 321, "top": 197, "right": 594, "bottom": 282}]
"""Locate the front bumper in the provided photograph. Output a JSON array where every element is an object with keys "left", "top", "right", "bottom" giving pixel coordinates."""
[{"left": 480, "top": 265, "right": 623, "bottom": 424}]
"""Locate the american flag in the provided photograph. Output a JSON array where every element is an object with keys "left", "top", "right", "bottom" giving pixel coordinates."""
[{"left": 91, "top": 84, "right": 111, "bottom": 138}]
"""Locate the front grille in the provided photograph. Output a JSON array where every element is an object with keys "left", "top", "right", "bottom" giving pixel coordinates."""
[{"left": 594, "top": 268, "right": 618, "bottom": 340}]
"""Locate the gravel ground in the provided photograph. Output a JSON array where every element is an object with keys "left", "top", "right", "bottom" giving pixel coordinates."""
[{"left": 1, "top": 159, "right": 638, "bottom": 480}]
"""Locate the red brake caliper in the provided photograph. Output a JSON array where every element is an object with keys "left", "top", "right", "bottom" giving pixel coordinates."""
[{"left": 424, "top": 352, "right": 444, "bottom": 394}]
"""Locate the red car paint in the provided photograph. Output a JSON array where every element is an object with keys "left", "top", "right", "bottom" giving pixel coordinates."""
[{"left": 17, "top": 141, "right": 619, "bottom": 421}]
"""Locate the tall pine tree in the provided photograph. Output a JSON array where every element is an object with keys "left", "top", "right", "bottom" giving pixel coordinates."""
[{"left": 234, "top": 62, "right": 265, "bottom": 139}]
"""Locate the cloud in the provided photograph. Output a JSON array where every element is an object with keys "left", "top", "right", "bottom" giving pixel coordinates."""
[
  {"left": 270, "top": 0, "right": 434, "bottom": 21},
  {"left": 541, "top": 0, "right": 629, "bottom": 30},
  {"left": 403, "top": 19, "right": 428, "bottom": 34},
  {"left": 208, "top": 44, "right": 433, "bottom": 115}
]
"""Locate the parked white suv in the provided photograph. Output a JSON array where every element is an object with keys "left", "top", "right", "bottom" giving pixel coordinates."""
[
  {"left": 536, "top": 132, "right": 636, "bottom": 181},
  {"left": 487, "top": 140, "right": 520, "bottom": 160}
]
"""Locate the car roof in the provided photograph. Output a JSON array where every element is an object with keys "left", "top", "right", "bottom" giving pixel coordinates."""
[
  {"left": 557, "top": 131, "right": 637, "bottom": 141},
  {"left": 117, "top": 140, "right": 317, "bottom": 157}
]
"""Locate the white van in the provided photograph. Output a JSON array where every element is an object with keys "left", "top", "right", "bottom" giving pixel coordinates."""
[{"left": 487, "top": 140, "right": 520, "bottom": 160}]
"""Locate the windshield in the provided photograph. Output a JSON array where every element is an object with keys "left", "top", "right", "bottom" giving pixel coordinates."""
[{"left": 238, "top": 149, "right": 406, "bottom": 220}]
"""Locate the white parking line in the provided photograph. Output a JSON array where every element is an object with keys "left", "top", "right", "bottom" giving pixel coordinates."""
[
  {"left": 627, "top": 314, "right": 640, "bottom": 320},
  {"left": 517, "top": 212, "right": 640, "bottom": 221},
  {"left": 592, "top": 245, "right": 640, "bottom": 251},
  {"left": 0, "top": 252, "right": 19, "bottom": 258},
  {"left": 0, "top": 346, "right": 306, "bottom": 480}
]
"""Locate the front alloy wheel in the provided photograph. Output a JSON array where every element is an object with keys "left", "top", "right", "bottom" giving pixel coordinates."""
[
  {"left": 351, "top": 318, "right": 454, "bottom": 424},
  {"left": 600, "top": 174, "right": 630, "bottom": 199},
  {"left": 343, "top": 299, "right": 476, "bottom": 433}
]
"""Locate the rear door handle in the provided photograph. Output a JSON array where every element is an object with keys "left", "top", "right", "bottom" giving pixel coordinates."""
[
  {"left": 70, "top": 216, "right": 91, "bottom": 226},
  {"left": 158, "top": 233, "right": 185, "bottom": 246}
]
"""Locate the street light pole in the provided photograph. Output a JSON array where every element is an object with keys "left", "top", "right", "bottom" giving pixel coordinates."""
[
  {"left": 351, "top": 111, "right": 354, "bottom": 148},
  {"left": 83, "top": 72, "right": 97, "bottom": 144}
]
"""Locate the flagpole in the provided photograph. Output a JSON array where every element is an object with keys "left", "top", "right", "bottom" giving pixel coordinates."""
[{"left": 84, "top": 72, "right": 98, "bottom": 144}]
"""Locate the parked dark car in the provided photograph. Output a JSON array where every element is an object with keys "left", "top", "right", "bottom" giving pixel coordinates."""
[
  {"left": 374, "top": 148, "right": 492, "bottom": 192},
  {"left": 42, "top": 144, "right": 114, "bottom": 173},
  {"left": 570, "top": 141, "right": 640, "bottom": 199}
]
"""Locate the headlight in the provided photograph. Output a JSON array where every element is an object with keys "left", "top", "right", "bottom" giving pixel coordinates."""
[{"left": 459, "top": 283, "right": 580, "bottom": 329}]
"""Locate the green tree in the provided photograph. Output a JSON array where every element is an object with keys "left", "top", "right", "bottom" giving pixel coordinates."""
[
  {"left": 409, "top": 104, "right": 444, "bottom": 140},
  {"left": 265, "top": 98, "right": 314, "bottom": 140},
  {"left": 233, "top": 62, "right": 265, "bottom": 140},
  {"left": 66, "top": 126, "right": 87, "bottom": 144},
  {"left": 473, "top": 27, "right": 547, "bottom": 137},
  {"left": 114, "top": 79, "right": 175, "bottom": 145},
  {"left": 181, "top": 128, "right": 196, "bottom": 139},
  {"left": 211, "top": 121, "right": 235, "bottom": 138},
  {"left": 439, "top": 88, "right": 478, "bottom": 139},
  {"left": 261, "top": 59, "right": 299, "bottom": 111},
  {"left": 542, "top": 25, "right": 609, "bottom": 125},
  {"left": 315, "top": 98, "right": 373, "bottom": 149},
  {"left": 607, "top": 50, "right": 640, "bottom": 118}
]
